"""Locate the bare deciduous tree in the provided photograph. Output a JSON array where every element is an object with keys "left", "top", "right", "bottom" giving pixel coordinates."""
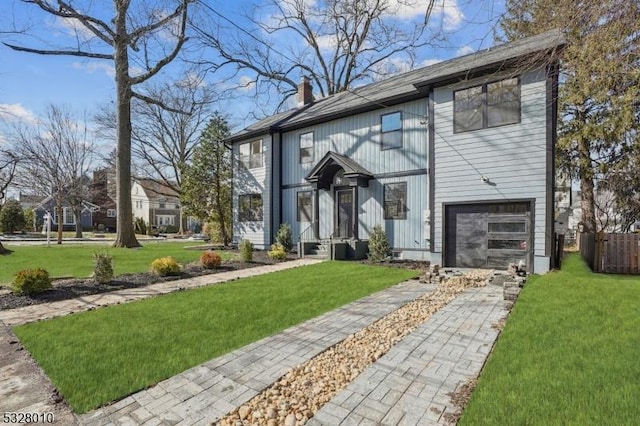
[
  {"left": 2, "top": 0, "right": 194, "bottom": 247},
  {"left": 192, "top": 0, "right": 438, "bottom": 114},
  {"left": 95, "top": 75, "right": 215, "bottom": 233},
  {"left": 13, "top": 104, "right": 95, "bottom": 243}
]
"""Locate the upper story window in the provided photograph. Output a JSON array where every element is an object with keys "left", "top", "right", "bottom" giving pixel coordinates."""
[
  {"left": 107, "top": 209, "right": 116, "bottom": 218},
  {"left": 454, "top": 77, "right": 520, "bottom": 133},
  {"left": 384, "top": 182, "right": 407, "bottom": 220},
  {"left": 238, "top": 193, "right": 263, "bottom": 222},
  {"left": 381, "top": 111, "right": 402, "bottom": 150},
  {"left": 299, "top": 132, "right": 314, "bottom": 163},
  {"left": 239, "top": 139, "right": 264, "bottom": 169},
  {"left": 297, "top": 191, "right": 313, "bottom": 222},
  {"left": 159, "top": 201, "right": 166, "bottom": 209}
]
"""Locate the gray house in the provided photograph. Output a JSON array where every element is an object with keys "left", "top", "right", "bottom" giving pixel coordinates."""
[{"left": 225, "top": 30, "right": 565, "bottom": 273}]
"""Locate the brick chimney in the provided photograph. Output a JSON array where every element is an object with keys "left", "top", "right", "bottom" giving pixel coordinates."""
[{"left": 297, "top": 76, "right": 313, "bottom": 107}]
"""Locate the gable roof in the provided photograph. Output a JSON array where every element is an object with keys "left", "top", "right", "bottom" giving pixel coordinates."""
[
  {"left": 306, "top": 151, "right": 374, "bottom": 189},
  {"left": 225, "top": 29, "right": 565, "bottom": 143},
  {"left": 133, "top": 178, "right": 179, "bottom": 199}
]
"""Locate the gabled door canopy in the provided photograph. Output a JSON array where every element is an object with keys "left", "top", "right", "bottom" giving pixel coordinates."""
[{"left": 305, "top": 151, "right": 374, "bottom": 190}]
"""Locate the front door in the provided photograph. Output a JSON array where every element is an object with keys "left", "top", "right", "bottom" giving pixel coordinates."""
[{"left": 335, "top": 189, "right": 353, "bottom": 238}]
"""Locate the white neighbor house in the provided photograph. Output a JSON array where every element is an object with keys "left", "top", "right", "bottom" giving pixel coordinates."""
[
  {"left": 225, "top": 30, "right": 565, "bottom": 273},
  {"left": 131, "top": 178, "right": 182, "bottom": 230}
]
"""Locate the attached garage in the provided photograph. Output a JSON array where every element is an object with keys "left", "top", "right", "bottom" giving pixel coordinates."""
[{"left": 444, "top": 201, "right": 533, "bottom": 271}]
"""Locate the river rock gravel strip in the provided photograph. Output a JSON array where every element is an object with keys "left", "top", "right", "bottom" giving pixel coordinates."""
[{"left": 214, "top": 271, "right": 491, "bottom": 426}]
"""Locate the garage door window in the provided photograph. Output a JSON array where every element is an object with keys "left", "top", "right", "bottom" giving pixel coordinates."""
[
  {"left": 488, "top": 222, "right": 526, "bottom": 233},
  {"left": 488, "top": 239, "right": 527, "bottom": 250}
]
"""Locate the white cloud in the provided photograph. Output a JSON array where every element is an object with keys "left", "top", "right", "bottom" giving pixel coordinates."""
[
  {"left": 385, "top": 0, "right": 428, "bottom": 19},
  {"left": 238, "top": 75, "right": 256, "bottom": 92},
  {"left": 0, "top": 104, "right": 38, "bottom": 124},
  {"left": 439, "top": 0, "right": 465, "bottom": 30},
  {"left": 72, "top": 61, "right": 115, "bottom": 78},
  {"left": 53, "top": 16, "right": 96, "bottom": 40},
  {"left": 456, "top": 45, "right": 475, "bottom": 57},
  {"left": 421, "top": 58, "right": 443, "bottom": 67}
]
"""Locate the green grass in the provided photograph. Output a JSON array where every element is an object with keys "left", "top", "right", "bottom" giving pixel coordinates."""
[
  {"left": 13, "top": 261, "right": 418, "bottom": 413},
  {"left": 0, "top": 242, "right": 221, "bottom": 284},
  {"left": 460, "top": 253, "right": 640, "bottom": 425}
]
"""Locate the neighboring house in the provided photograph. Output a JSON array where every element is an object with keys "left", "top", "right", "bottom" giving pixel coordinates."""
[
  {"left": 132, "top": 178, "right": 182, "bottom": 231},
  {"left": 23, "top": 195, "right": 98, "bottom": 231},
  {"left": 90, "top": 167, "right": 117, "bottom": 231},
  {"left": 225, "top": 30, "right": 565, "bottom": 273}
]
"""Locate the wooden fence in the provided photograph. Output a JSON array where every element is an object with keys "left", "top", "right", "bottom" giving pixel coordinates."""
[{"left": 579, "top": 232, "right": 640, "bottom": 274}]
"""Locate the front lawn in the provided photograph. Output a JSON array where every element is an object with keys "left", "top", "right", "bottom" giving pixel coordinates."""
[
  {"left": 460, "top": 253, "right": 640, "bottom": 425},
  {"left": 13, "top": 261, "right": 418, "bottom": 413},
  {"left": 0, "top": 242, "right": 216, "bottom": 284}
]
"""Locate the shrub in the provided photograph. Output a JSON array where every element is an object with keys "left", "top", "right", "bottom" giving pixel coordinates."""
[
  {"left": 268, "top": 243, "right": 288, "bottom": 261},
  {"left": 0, "top": 199, "right": 26, "bottom": 233},
  {"left": 12, "top": 268, "right": 52, "bottom": 295},
  {"left": 134, "top": 217, "right": 147, "bottom": 235},
  {"left": 23, "top": 208, "right": 35, "bottom": 232},
  {"left": 275, "top": 223, "right": 293, "bottom": 253},
  {"left": 150, "top": 256, "right": 181, "bottom": 276},
  {"left": 200, "top": 250, "right": 222, "bottom": 269},
  {"left": 93, "top": 251, "right": 114, "bottom": 284},
  {"left": 368, "top": 224, "right": 392, "bottom": 262},
  {"left": 239, "top": 239, "right": 253, "bottom": 262}
]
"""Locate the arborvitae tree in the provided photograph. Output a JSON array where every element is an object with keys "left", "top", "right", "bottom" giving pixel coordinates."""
[{"left": 181, "top": 114, "right": 233, "bottom": 245}]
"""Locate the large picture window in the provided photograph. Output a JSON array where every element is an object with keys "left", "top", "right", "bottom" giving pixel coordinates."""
[
  {"left": 239, "top": 140, "right": 263, "bottom": 168},
  {"left": 238, "top": 194, "right": 263, "bottom": 222},
  {"left": 384, "top": 182, "right": 407, "bottom": 220},
  {"left": 297, "top": 191, "right": 313, "bottom": 222},
  {"left": 381, "top": 111, "right": 402, "bottom": 150},
  {"left": 454, "top": 77, "right": 520, "bottom": 133},
  {"left": 299, "top": 132, "right": 314, "bottom": 163}
]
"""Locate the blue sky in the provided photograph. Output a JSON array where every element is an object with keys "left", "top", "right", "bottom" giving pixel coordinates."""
[{"left": 0, "top": 0, "right": 506, "bottom": 132}]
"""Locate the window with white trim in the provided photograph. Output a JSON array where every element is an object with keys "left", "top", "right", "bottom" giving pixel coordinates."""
[
  {"left": 107, "top": 209, "right": 116, "bottom": 218},
  {"left": 239, "top": 140, "right": 264, "bottom": 168},
  {"left": 299, "top": 132, "right": 314, "bottom": 163}
]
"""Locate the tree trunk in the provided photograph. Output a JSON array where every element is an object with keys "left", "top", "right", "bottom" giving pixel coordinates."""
[
  {"left": 178, "top": 206, "right": 184, "bottom": 234},
  {"left": 112, "top": 10, "right": 141, "bottom": 248},
  {"left": 56, "top": 198, "right": 63, "bottom": 245},
  {"left": 73, "top": 207, "right": 83, "bottom": 238},
  {"left": 0, "top": 241, "right": 10, "bottom": 255},
  {"left": 578, "top": 134, "right": 598, "bottom": 233}
]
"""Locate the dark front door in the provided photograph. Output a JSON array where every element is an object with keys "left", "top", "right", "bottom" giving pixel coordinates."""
[{"left": 335, "top": 189, "right": 353, "bottom": 238}]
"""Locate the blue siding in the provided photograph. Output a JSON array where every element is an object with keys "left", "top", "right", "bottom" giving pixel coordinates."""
[
  {"left": 281, "top": 99, "right": 428, "bottom": 185},
  {"left": 432, "top": 68, "right": 551, "bottom": 272},
  {"left": 233, "top": 134, "right": 271, "bottom": 249}
]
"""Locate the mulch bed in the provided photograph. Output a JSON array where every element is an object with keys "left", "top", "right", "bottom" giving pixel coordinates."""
[{"left": 0, "top": 251, "right": 285, "bottom": 311}]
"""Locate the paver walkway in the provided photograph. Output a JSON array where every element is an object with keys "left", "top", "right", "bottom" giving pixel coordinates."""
[
  {"left": 78, "top": 281, "right": 436, "bottom": 426},
  {"left": 308, "top": 285, "right": 507, "bottom": 425},
  {"left": 0, "top": 258, "right": 323, "bottom": 327}
]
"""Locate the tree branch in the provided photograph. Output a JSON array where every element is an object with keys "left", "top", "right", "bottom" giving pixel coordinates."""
[{"left": 3, "top": 42, "right": 113, "bottom": 59}]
